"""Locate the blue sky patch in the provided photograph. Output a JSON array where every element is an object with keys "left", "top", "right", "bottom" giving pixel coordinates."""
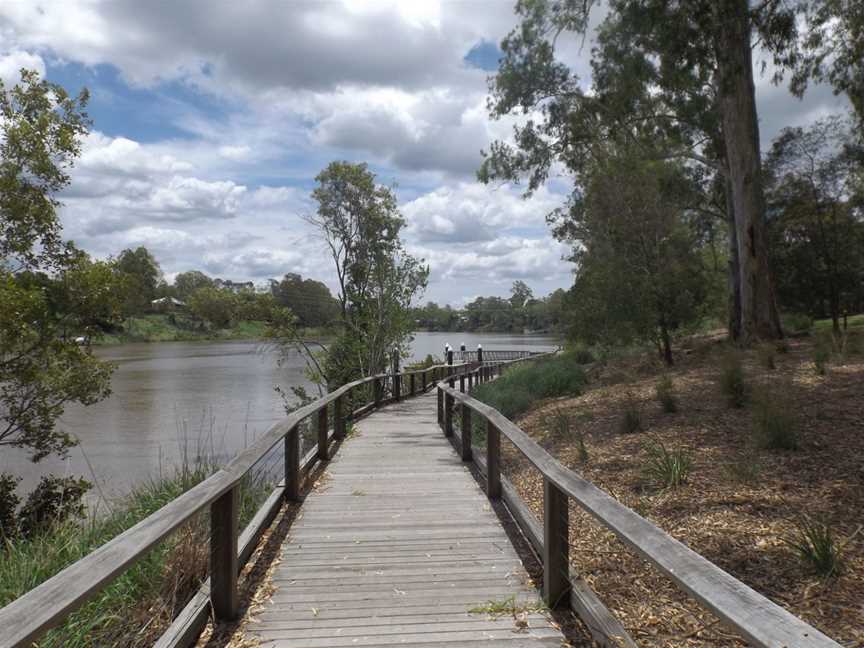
[{"left": 464, "top": 40, "right": 501, "bottom": 72}]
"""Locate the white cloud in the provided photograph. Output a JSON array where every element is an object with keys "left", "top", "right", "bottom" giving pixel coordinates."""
[{"left": 0, "top": 49, "right": 45, "bottom": 86}]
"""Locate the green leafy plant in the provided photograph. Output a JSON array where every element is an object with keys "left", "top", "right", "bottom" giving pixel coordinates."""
[
  {"left": 655, "top": 375, "right": 678, "bottom": 413},
  {"left": 0, "top": 474, "right": 20, "bottom": 538},
  {"left": 642, "top": 439, "right": 691, "bottom": 489},
  {"left": 783, "top": 515, "right": 857, "bottom": 577},
  {"left": 813, "top": 338, "right": 832, "bottom": 375},
  {"left": 719, "top": 351, "right": 748, "bottom": 408},
  {"left": 782, "top": 312, "right": 813, "bottom": 334},
  {"left": 752, "top": 389, "right": 800, "bottom": 450}
]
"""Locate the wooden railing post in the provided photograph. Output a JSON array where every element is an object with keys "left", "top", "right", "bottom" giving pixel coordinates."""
[
  {"left": 409, "top": 372, "right": 415, "bottom": 396},
  {"left": 285, "top": 425, "right": 300, "bottom": 501},
  {"left": 394, "top": 373, "right": 401, "bottom": 401},
  {"left": 437, "top": 387, "right": 443, "bottom": 426},
  {"left": 317, "top": 407, "right": 328, "bottom": 460},
  {"left": 459, "top": 374, "right": 465, "bottom": 393},
  {"left": 444, "top": 392, "right": 454, "bottom": 437},
  {"left": 486, "top": 420, "right": 501, "bottom": 499},
  {"left": 210, "top": 486, "right": 239, "bottom": 621},
  {"left": 543, "top": 478, "right": 570, "bottom": 609},
  {"left": 460, "top": 405, "right": 472, "bottom": 461},
  {"left": 421, "top": 370, "right": 427, "bottom": 392},
  {"left": 334, "top": 395, "right": 344, "bottom": 439},
  {"left": 374, "top": 377, "right": 382, "bottom": 408}
]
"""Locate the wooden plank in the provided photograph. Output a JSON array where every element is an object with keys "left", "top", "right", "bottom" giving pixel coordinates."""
[
  {"left": 542, "top": 477, "right": 570, "bottom": 609},
  {"left": 247, "top": 391, "right": 563, "bottom": 647}
]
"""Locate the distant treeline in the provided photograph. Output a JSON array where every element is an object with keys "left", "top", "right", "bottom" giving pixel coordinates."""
[{"left": 411, "top": 281, "right": 568, "bottom": 334}]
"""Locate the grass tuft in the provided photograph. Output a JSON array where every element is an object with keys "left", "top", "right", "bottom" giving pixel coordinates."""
[
  {"left": 783, "top": 515, "right": 852, "bottom": 577},
  {"left": 619, "top": 393, "right": 643, "bottom": 434},
  {"left": 642, "top": 439, "right": 690, "bottom": 489},
  {"left": 655, "top": 375, "right": 678, "bottom": 413},
  {"left": 718, "top": 351, "right": 748, "bottom": 408},
  {"left": 752, "top": 389, "right": 800, "bottom": 450}
]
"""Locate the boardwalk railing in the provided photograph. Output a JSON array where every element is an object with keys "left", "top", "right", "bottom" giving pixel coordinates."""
[
  {"left": 0, "top": 351, "right": 547, "bottom": 648},
  {"left": 436, "top": 361, "right": 842, "bottom": 648}
]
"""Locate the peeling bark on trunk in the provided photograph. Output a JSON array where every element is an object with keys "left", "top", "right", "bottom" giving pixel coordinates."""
[{"left": 715, "top": 0, "right": 782, "bottom": 343}]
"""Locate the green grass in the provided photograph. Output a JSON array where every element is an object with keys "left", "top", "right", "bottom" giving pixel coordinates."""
[
  {"left": 470, "top": 352, "right": 587, "bottom": 421},
  {"left": 93, "top": 314, "right": 298, "bottom": 344},
  {"left": 813, "top": 313, "right": 864, "bottom": 333},
  {"left": 0, "top": 460, "right": 274, "bottom": 647}
]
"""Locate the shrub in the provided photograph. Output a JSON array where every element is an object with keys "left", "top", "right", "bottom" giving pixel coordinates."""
[
  {"left": 655, "top": 375, "right": 678, "bottom": 413},
  {"left": 0, "top": 474, "right": 20, "bottom": 538},
  {"left": 757, "top": 343, "right": 776, "bottom": 370},
  {"left": 642, "top": 439, "right": 691, "bottom": 489},
  {"left": 752, "top": 390, "right": 799, "bottom": 450},
  {"left": 812, "top": 338, "right": 832, "bottom": 375},
  {"left": 16, "top": 476, "right": 90, "bottom": 539},
  {"left": 619, "top": 394, "right": 643, "bottom": 434},
  {"left": 571, "top": 346, "right": 595, "bottom": 364},
  {"left": 718, "top": 351, "right": 748, "bottom": 408},
  {"left": 782, "top": 312, "right": 813, "bottom": 334},
  {"left": 784, "top": 515, "right": 846, "bottom": 577},
  {"left": 471, "top": 353, "right": 587, "bottom": 420}
]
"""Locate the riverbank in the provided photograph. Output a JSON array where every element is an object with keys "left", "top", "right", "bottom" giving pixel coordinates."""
[
  {"left": 486, "top": 332, "right": 862, "bottom": 646},
  {"left": 0, "top": 459, "right": 274, "bottom": 648},
  {"left": 92, "top": 314, "right": 333, "bottom": 344}
]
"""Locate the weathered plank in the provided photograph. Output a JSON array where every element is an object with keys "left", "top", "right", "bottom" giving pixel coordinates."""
[{"left": 248, "top": 392, "right": 563, "bottom": 647}]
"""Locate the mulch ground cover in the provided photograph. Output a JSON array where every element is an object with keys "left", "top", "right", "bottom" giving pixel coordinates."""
[{"left": 499, "top": 334, "right": 863, "bottom": 647}]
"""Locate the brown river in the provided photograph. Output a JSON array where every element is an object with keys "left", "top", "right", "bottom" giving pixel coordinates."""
[{"left": 2, "top": 333, "right": 558, "bottom": 500}]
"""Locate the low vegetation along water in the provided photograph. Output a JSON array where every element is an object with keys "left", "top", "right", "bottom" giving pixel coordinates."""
[{"left": 2, "top": 332, "right": 558, "bottom": 499}]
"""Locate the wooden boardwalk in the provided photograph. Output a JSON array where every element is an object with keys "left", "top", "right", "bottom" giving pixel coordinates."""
[{"left": 248, "top": 392, "right": 565, "bottom": 647}]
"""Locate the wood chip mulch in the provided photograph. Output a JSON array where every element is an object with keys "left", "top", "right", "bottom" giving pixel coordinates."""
[{"left": 500, "top": 335, "right": 864, "bottom": 647}]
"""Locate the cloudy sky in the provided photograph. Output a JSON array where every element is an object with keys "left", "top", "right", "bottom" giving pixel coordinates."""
[{"left": 0, "top": 1, "right": 849, "bottom": 305}]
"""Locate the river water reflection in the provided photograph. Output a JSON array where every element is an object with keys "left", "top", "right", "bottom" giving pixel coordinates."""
[{"left": 2, "top": 332, "right": 558, "bottom": 498}]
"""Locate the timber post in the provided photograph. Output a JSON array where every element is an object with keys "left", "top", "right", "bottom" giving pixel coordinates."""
[
  {"left": 543, "top": 477, "right": 570, "bottom": 609},
  {"left": 486, "top": 420, "right": 501, "bottom": 499},
  {"left": 285, "top": 425, "right": 300, "bottom": 501},
  {"left": 317, "top": 407, "right": 329, "bottom": 460},
  {"left": 210, "top": 486, "right": 239, "bottom": 621},
  {"left": 461, "top": 405, "right": 472, "bottom": 461}
]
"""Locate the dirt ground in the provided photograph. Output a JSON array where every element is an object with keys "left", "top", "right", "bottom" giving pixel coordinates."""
[{"left": 500, "top": 333, "right": 864, "bottom": 647}]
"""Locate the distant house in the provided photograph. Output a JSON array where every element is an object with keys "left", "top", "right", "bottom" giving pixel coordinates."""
[{"left": 151, "top": 297, "right": 187, "bottom": 312}]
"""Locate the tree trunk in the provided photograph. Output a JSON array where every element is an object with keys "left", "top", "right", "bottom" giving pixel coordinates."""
[
  {"left": 724, "top": 174, "right": 742, "bottom": 341},
  {"left": 714, "top": 0, "right": 782, "bottom": 343},
  {"left": 659, "top": 321, "right": 674, "bottom": 366}
]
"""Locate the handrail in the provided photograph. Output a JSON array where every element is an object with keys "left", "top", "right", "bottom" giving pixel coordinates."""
[
  {"left": 0, "top": 358, "right": 475, "bottom": 648},
  {"left": 435, "top": 361, "right": 841, "bottom": 648}
]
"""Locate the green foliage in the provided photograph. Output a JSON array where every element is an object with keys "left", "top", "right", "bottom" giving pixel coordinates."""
[
  {"left": 292, "top": 161, "right": 428, "bottom": 388},
  {"left": 782, "top": 312, "right": 814, "bottom": 334},
  {"left": 187, "top": 286, "right": 239, "bottom": 328},
  {"left": 752, "top": 389, "right": 800, "bottom": 451},
  {"left": 0, "top": 474, "right": 19, "bottom": 538},
  {"left": 563, "top": 153, "right": 709, "bottom": 364},
  {"left": 813, "top": 337, "right": 832, "bottom": 375},
  {"left": 269, "top": 272, "right": 339, "bottom": 328},
  {"left": 619, "top": 394, "right": 643, "bottom": 434},
  {"left": 655, "top": 375, "right": 678, "bottom": 413},
  {"left": 718, "top": 352, "right": 748, "bottom": 408},
  {"left": 471, "top": 354, "right": 587, "bottom": 420},
  {"left": 16, "top": 475, "right": 90, "bottom": 539},
  {"left": 783, "top": 515, "right": 847, "bottom": 577},
  {"left": 173, "top": 270, "right": 214, "bottom": 300},
  {"left": 642, "top": 439, "right": 691, "bottom": 489},
  {"left": 115, "top": 246, "right": 163, "bottom": 315},
  {"left": 1, "top": 69, "right": 116, "bottom": 463},
  {"left": 766, "top": 117, "right": 864, "bottom": 333}
]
